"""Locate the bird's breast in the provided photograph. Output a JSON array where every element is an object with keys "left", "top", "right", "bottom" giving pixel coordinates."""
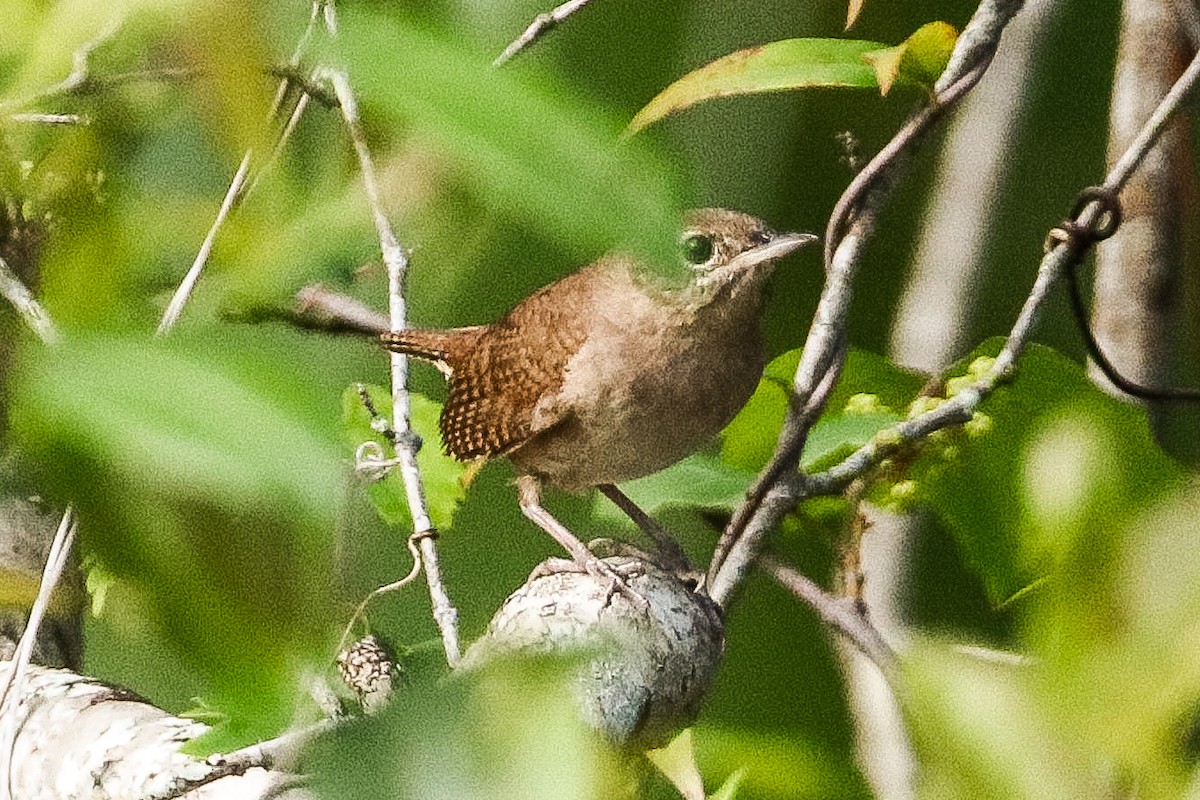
[{"left": 509, "top": 285, "right": 767, "bottom": 490}]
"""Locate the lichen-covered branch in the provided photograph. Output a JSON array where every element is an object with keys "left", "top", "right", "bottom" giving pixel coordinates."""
[{"left": 0, "top": 663, "right": 315, "bottom": 800}]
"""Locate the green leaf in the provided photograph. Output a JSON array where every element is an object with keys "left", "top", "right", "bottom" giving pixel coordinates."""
[
  {"left": 693, "top": 725, "right": 868, "bottom": 797},
  {"left": 341, "top": 385, "right": 468, "bottom": 531},
  {"left": 645, "top": 729, "right": 706, "bottom": 800},
  {"left": 906, "top": 487, "right": 1200, "bottom": 798},
  {"left": 309, "top": 660, "right": 622, "bottom": 799},
  {"left": 903, "top": 640, "right": 1110, "bottom": 799},
  {"left": 862, "top": 21, "right": 958, "bottom": 96},
  {"left": 335, "top": 10, "right": 685, "bottom": 280},
  {"left": 721, "top": 348, "right": 924, "bottom": 472},
  {"left": 627, "top": 38, "right": 888, "bottom": 134},
  {"left": 10, "top": 334, "right": 339, "bottom": 749},
  {"left": 802, "top": 410, "right": 903, "bottom": 472},
  {"left": 1032, "top": 482, "right": 1200, "bottom": 780},
  {"left": 709, "top": 767, "right": 746, "bottom": 800},
  {"left": 612, "top": 453, "right": 758, "bottom": 517}
]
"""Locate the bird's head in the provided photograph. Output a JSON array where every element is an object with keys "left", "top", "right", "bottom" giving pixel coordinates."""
[{"left": 672, "top": 208, "right": 817, "bottom": 303}]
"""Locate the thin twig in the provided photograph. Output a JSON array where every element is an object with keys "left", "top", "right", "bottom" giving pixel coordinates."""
[
  {"left": 1104, "top": 43, "right": 1200, "bottom": 195},
  {"left": 7, "top": 113, "right": 87, "bottom": 126},
  {"left": 0, "top": 508, "right": 77, "bottom": 800},
  {"left": 707, "top": 0, "right": 1029, "bottom": 608},
  {"left": 759, "top": 554, "right": 895, "bottom": 677},
  {"left": 292, "top": 284, "right": 391, "bottom": 335},
  {"left": 335, "top": 534, "right": 424, "bottom": 657},
  {"left": 323, "top": 9, "right": 461, "bottom": 667},
  {"left": 156, "top": 152, "right": 253, "bottom": 334},
  {"left": 493, "top": 0, "right": 597, "bottom": 66},
  {"left": 0, "top": 254, "right": 60, "bottom": 345},
  {"left": 157, "top": 2, "right": 325, "bottom": 334}
]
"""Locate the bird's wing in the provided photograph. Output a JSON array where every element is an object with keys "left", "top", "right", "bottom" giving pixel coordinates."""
[{"left": 438, "top": 277, "right": 591, "bottom": 461}]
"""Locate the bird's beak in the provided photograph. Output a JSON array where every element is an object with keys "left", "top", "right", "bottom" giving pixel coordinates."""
[
  {"left": 742, "top": 231, "right": 819, "bottom": 268},
  {"left": 698, "top": 229, "right": 819, "bottom": 294}
]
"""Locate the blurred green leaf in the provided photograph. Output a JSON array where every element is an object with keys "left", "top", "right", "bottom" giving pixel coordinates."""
[
  {"left": 309, "top": 657, "right": 624, "bottom": 800},
  {"left": 341, "top": 384, "right": 468, "bottom": 531},
  {"left": 915, "top": 342, "right": 1185, "bottom": 606},
  {"left": 907, "top": 477, "right": 1200, "bottom": 798},
  {"left": 627, "top": 38, "right": 888, "bottom": 134},
  {"left": 10, "top": 334, "right": 339, "bottom": 749},
  {"left": 903, "top": 641, "right": 1110, "bottom": 799},
  {"left": 710, "top": 767, "right": 746, "bottom": 800},
  {"left": 1031, "top": 482, "right": 1200, "bottom": 780},
  {"left": 646, "top": 729, "right": 706, "bottom": 800},
  {"left": 335, "top": 10, "right": 686, "bottom": 280}
]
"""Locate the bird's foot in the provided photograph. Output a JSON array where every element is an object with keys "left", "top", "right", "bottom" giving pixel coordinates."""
[
  {"left": 531, "top": 555, "right": 648, "bottom": 609},
  {"left": 587, "top": 538, "right": 704, "bottom": 592},
  {"left": 597, "top": 485, "right": 696, "bottom": 576}
]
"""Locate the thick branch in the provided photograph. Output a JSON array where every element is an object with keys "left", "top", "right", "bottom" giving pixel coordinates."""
[
  {"left": 1092, "top": 0, "right": 1199, "bottom": 452},
  {"left": 0, "top": 663, "right": 315, "bottom": 800}
]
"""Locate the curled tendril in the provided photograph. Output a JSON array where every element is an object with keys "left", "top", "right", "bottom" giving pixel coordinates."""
[{"left": 354, "top": 440, "right": 401, "bottom": 481}]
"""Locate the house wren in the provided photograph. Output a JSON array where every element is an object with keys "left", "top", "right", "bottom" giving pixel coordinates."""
[{"left": 382, "top": 209, "right": 816, "bottom": 591}]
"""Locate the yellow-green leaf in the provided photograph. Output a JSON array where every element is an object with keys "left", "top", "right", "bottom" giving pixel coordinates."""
[
  {"left": 863, "top": 21, "right": 958, "bottom": 96},
  {"left": 627, "top": 38, "right": 887, "bottom": 134}
]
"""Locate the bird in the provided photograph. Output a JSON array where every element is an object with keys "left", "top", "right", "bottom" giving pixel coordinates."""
[{"left": 381, "top": 208, "right": 816, "bottom": 595}]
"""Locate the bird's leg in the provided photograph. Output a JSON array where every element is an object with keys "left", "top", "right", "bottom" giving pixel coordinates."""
[
  {"left": 517, "top": 475, "right": 645, "bottom": 606},
  {"left": 597, "top": 484, "right": 695, "bottom": 577}
]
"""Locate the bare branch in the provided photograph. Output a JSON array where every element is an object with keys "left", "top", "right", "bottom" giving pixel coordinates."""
[
  {"left": 759, "top": 555, "right": 895, "bottom": 677},
  {"left": 1167, "top": 0, "right": 1200, "bottom": 45},
  {"left": 157, "top": 2, "right": 325, "bottom": 334},
  {"left": 0, "top": 508, "right": 76, "bottom": 800},
  {"left": 156, "top": 152, "right": 253, "bottom": 334},
  {"left": 707, "top": 0, "right": 1029, "bottom": 607},
  {"left": 6, "top": 113, "right": 88, "bottom": 126},
  {"left": 1092, "top": 0, "right": 1198, "bottom": 435},
  {"left": 292, "top": 284, "right": 390, "bottom": 335},
  {"left": 0, "top": 18, "right": 122, "bottom": 113},
  {"left": 493, "top": 0, "right": 597, "bottom": 66},
  {"left": 323, "top": 10, "right": 462, "bottom": 667},
  {"left": 892, "top": 0, "right": 1058, "bottom": 373}
]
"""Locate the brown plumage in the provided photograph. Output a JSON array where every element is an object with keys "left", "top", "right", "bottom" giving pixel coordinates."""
[
  {"left": 381, "top": 208, "right": 817, "bottom": 590},
  {"left": 380, "top": 266, "right": 593, "bottom": 462}
]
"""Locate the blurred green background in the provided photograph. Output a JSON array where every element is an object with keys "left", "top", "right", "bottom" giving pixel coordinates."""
[{"left": 6, "top": 1, "right": 1190, "bottom": 798}]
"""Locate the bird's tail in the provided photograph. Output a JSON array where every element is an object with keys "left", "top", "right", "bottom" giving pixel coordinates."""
[{"left": 379, "top": 327, "right": 484, "bottom": 369}]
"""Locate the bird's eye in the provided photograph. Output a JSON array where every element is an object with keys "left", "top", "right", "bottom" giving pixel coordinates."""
[
  {"left": 680, "top": 233, "right": 715, "bottom": 266},
  {"left": 750, "top": 229, "right": 773, "bottom": 246}
]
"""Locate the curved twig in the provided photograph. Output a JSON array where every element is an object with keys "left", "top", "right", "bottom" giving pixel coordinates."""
[{"left": 708, "top": 0, "right": 1029, "bottom": 605}]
